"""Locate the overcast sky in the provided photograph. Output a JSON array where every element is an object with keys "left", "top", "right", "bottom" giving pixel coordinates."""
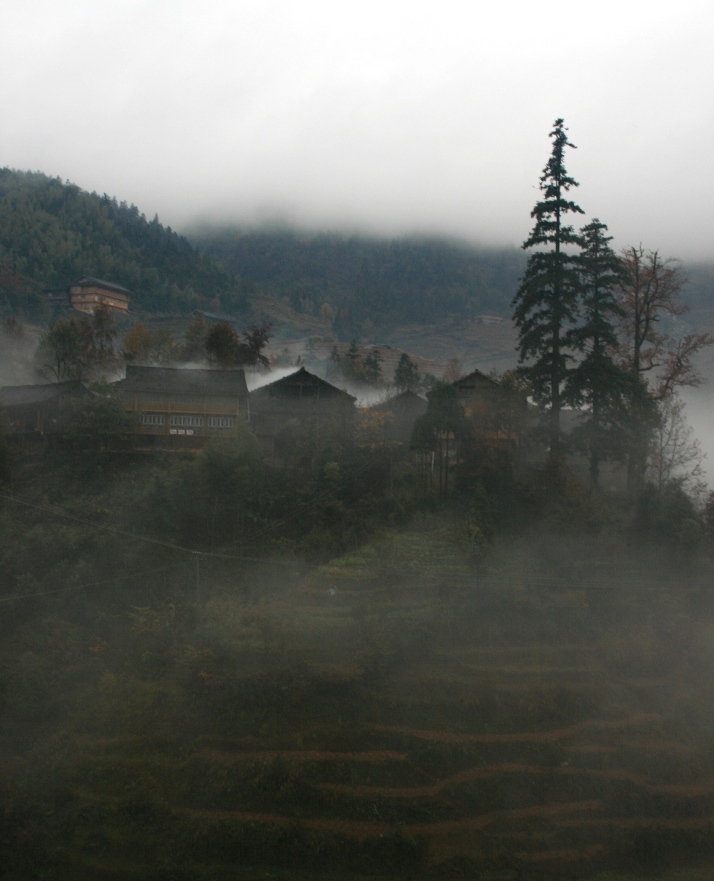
[{"left": 2, "top": 0, "right": 713, "bottom": 258}]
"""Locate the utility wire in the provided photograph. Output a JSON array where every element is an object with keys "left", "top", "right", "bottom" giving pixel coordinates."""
[
  {"left": 0, "top": 489, "right": 200, "bottom": 556},
  {"left": 0, "top": 493, "right": 695, "bottom": 592},
  {"left": 0, "top": 561, "right": 187, "bottom": 603},
  {"left": 0, "top": 488, "right": 322, "bottom": 567}
]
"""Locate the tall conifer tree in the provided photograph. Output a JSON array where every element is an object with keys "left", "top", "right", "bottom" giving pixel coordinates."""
[
  {"left": 512, "top": 119, "right": 584, "bottom": 454},
  {"left": 565, "top": 219, "right": 629, "bottom": 486}
]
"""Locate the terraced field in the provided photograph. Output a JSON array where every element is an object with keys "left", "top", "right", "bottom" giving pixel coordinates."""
[{"left": 3, "top": 521, "right": 714, "bottom": 880}]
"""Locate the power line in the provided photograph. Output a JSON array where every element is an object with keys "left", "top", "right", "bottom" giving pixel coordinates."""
[
  {"left": 0, "top": 493, "right": 697, "bottom": 597},
  {"left": 0, "top": 561, "right": 186, "bottom": 603},
  {"left": 0, "top": 488, "right": 323, "bottom": 568},
  {"left": 0, "top": 489, "right": 199, "bottom": 555}
]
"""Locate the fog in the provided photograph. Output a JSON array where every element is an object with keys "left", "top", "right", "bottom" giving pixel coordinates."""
[
  {"left": 2, "top": 0, "right": 713, "bottom": 257},
  {"left": 0, "top": 323, "right": 41, "bottom": 386},
  {"left": 682, "top": 387, "right": 714, "bottom": 486},
  {"left": 245, "top": 366, "right": 303, "bottom": 393}
]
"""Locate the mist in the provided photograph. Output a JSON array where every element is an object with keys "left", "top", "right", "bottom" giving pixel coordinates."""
[
  {"left": 2, "top": 1, "right": 714, "bottom": 258},
  {"left": 3, "top": 2, "right": 714, "bottom": 871},
  {"left": 0, "top": 321, "right": 41, "bottom": 386}
]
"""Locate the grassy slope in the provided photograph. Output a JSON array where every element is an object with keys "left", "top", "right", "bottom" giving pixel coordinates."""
[{"left": 3, "top": 510, "right": 714, "bottom": 880}]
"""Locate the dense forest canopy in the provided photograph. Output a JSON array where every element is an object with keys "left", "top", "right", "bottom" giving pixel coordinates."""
[
  {"left": 189, "top": 226, "right": 527, "bottom": 328},
  {"left": 0, "top": 169, "right": 245, "bottom": 316}
]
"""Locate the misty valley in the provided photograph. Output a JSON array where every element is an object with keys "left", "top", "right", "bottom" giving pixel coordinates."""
[{"left": 4, "top": 127, "right": 714, "bottom": 881}]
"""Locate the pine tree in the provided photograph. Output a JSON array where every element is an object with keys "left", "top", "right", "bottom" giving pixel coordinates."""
[
  {"left": 364, "top": 348, "right": 383, "bottom": 384},
  {"left": 565, "top": 220, "right": 629, "bottom": 486},
  {"left": 512, "top": 119, "right": 584, "bottom": 454},
  {"left": 394, "top": 353, "right": 420, "bottom": 393}
]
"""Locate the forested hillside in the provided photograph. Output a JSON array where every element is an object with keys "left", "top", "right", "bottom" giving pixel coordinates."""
[
  {"left": 0, "top": 170, "right": 247, "bottom": 317},
  {"left": 190, "top": 227, "right": 526, "bottom": 332},
  {"left": 2, "top": 168, "right": 712, "bottom": 353}
]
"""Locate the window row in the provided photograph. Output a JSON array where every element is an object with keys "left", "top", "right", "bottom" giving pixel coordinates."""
[
  {"left": 140, "top": 414, "right": 235, "bottom": 429},
  {"left": 170, "top": 414, "right": 205, "bottom": 427}
]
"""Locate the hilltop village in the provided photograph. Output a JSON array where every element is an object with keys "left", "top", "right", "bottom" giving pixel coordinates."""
[{"left": 0, "top": 275, "right": 613, "bottom": 498}]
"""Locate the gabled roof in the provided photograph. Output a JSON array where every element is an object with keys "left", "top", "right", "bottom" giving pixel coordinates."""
[
  {"left": 114, "top": 365, "right": 248, "bottom": 397},
  {"left": 250, "top": 367, "right": 356, "bottom": 402},
  {"left": 0, "top": 380, "right": 86, "bottom": 407},
  {"left": 71, "top": 276, "right": 132, "bottom": 296},
  {"left": 371, "top": 390, "right": 427, "bottom": 412},
  {"left": 452, "top": 368, "right": 499, "bottom": 390}
]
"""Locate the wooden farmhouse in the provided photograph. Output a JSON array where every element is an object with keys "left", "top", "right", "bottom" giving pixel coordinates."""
[
  {"left": 69, "top": 276, "right": 131, "bottom": 315},
  {"left": 113, "top": 365, "right": 249, "bottom": 450},
  {"left": 369, "top": 391, "right": 428, "bottom": 445},
  {"left": 249, "top": 367, "right": 356, "bottom": 463},
  {"left": 452, "top": 368, "right": 500, "bottom": 410},
  {"left": 453, "top": 368, "right": 526, "bottom": 449},
  {"left": 0, "top": 380, "right": 87, "bottom": 436}
]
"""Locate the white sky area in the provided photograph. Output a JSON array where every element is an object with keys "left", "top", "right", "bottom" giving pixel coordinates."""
[{"left": 1, "top": 0, "right": 713, "bottom": 258}]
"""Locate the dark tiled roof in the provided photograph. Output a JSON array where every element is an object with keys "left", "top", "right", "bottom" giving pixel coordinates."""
[
  {"left": 71, "top": 276, "right": 132, "bottom": 296},
  {"left": 250, "top": 367, "right": 356, "bottom": 402},
  {"left": 453, "top": 369, "right": 499, "bottom": 389},
  {"left": 371, "top": 391, "right": 427, "bottom": 412},
  {"left": 114, "top": 366, "right": 248, "bottom": 397},
  {"left": 0, "top": 380, "right": 86, "bottom": 407}
]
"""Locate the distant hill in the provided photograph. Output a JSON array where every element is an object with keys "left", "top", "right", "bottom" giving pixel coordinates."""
[
  {"left": 0, "top": 169, "right": 248, "bottom": 319},
  {"left": 189, "top": 227, "right": 526, "bottom": 337},
  {"left": 683, "top": 262, "right": 714, "bottom": 317},
  {"left": 4, "top": 168, "right": 711, "bottom": 357}
]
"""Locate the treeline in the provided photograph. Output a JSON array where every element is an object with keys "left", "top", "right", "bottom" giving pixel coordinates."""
[
  {"left": 34, "top": 309, "right": 272, "bottom": 381},
  {"left": 0, "top": 169, "right": 249, "bottom": 317},
  {"left": 190, "top": 227, "right": 526, "bottom": 333}
]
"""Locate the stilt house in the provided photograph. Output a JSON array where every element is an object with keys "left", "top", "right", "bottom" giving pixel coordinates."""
[{"left": 113, "top": 365, "right": 249, "bottom": 449}]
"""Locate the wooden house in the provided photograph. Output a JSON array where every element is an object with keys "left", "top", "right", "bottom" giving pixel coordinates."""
[
  {"left": 113, "top": 365, "right": 248, "bottom": 449},
  {"left": 249, "top": 367, "right": 356, "bottom": 463},
  {"left": 453, "top": 368, "right": 526, "bottom": 449},
  {"left": 0, "top": 380, "right": 87, "bottom": 436},
  {"left": 369, "top": 391, "right": 428, "bottom": 445},
  {"left": 452, "top": 368, "right": 500, "bottom": 410},
  {"left": 69, "top": 276, "right": 131, "bottom": 314}
]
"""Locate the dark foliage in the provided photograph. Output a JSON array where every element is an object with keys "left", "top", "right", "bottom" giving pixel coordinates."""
[
  {"left": 204, "top": 321, "right": 271, "bottom": 368},
  {"left": 191, "top": 227, "right": 525, "bottom": 331},
  {"left": 0, "top": 169, "right": 244, "bottom": 315},
  {"left": 565, "top": 220, "right": 632, "bottom": 485},
  {"left": 512, "top": 119, "right": 585, "bottom": 452},
  {"left": 394, "top": 352, "right": 420, "bottom": 393},
  {"left": 37, "top": 304, "right": 119, "bottom": 381}
]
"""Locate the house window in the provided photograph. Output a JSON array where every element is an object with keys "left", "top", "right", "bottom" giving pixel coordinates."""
[
  {"left": 140, "top": 413, "right": 165, "bottom": 426},
  {"left": 169, "top": 414, "right": 204, "bottom": 427},
  {"left": 208, "top": 416, "right": 234, "bottom": 429}
]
